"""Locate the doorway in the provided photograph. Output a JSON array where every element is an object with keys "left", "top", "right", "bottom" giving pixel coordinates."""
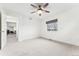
[{"left": 7, "top": 22, "right": 17, "bottom": 43}]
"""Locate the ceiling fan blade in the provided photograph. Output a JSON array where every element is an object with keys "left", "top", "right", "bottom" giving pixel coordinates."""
[
  {"left": 43, "top": 3, "right": 49, "bottom": 8},
  {"left": 31, "top": 11, "right": 36, "bottom": 14},
  {"left": 44, "top": 10, "right": 50, "bottom": 13},
  {"left": 31, "top": 4, "right": 37, "bottom": 8}
]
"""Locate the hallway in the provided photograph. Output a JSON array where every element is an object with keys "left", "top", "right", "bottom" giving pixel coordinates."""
[{"left": 7, "top": 34, "right": 17, "bottom": 43}]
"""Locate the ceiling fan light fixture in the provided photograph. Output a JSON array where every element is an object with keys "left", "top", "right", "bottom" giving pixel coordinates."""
[
  {"left": 30, "top": 3, "right": 50, "bottom": 16},
  {"left": 37, "top": 10, "right": 42, "bottom": 14}
]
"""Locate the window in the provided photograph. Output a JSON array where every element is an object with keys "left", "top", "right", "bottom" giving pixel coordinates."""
[{"left": 46, "top": 19, "right": 58, "bottom": 31}]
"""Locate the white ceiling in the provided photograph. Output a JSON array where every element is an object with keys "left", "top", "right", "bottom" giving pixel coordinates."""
[{"left": 0, "top": 3, "right": 79, "bottom": 17}]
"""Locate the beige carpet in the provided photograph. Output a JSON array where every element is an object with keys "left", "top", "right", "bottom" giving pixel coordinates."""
[{"left": 0, "top": 34, "right": 79, "bottom": 56}]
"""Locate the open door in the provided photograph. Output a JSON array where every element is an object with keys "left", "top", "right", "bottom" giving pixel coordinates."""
[
  {"left": 0, "top": 12, "right": 1, "bottom": 49},
  {"left": 0, "top": 10, "right": 7, "bottom": 50}
]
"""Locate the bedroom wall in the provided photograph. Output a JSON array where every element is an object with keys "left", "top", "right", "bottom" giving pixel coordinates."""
[
  {"left": 6, "top": 16, "right": 17, "bottom": 22},
  {"left": 40, "top": 7, "right": 79, "bottom": 46},
  {"left": 18, "top": 15, "right": 40, "bottom": 41}
]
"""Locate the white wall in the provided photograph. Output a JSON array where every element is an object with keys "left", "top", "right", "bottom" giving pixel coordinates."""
[
  {"left": 18, "top": 16, "right": 40, "bottom": 41},
  {"left": 40, "top": 7, "right": 79, "bottom": 46},
  {"left": 6, "top": 16, "right": 17, "bottom": 22}
]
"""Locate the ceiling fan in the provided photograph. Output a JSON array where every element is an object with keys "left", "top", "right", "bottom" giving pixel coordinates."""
[{"left": 30, "top": 3, "right": 50, "bottom": 16}]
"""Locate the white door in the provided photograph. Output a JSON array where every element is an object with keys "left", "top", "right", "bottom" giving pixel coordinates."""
[
  {"left": 0, "top": 12, "right": 1, "bottom": 49},
  {"left": 0, "top": 10, "right": 7, "bottom": 49}
]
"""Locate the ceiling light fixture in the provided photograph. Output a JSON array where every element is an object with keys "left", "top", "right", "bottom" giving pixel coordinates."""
[{"left": 37, "top": 10, "right": 42, "bottom": 16}]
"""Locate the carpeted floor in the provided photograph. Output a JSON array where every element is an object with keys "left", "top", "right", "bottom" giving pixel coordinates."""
[{"left": 0, "top": 34, "right": 79, "bottom": 56}]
